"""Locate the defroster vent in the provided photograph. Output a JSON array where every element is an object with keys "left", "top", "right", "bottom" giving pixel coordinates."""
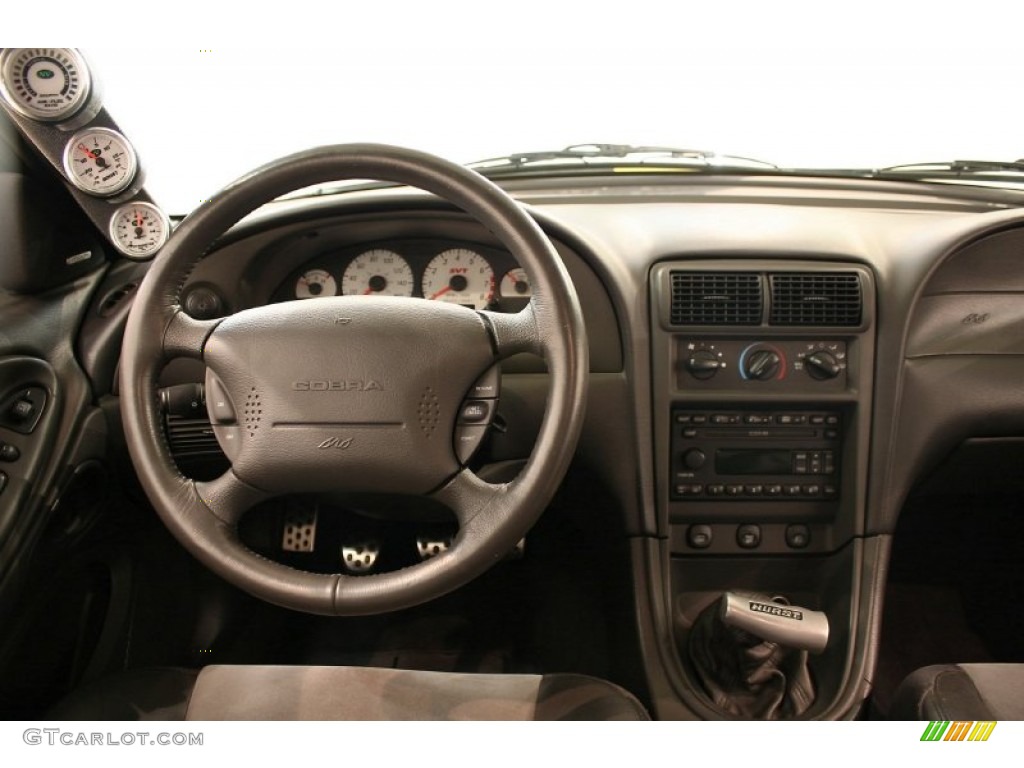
[
  {"left": 769, "top": 272, "right": 862, "bottom": 326},
  {"left": 669, "top": 272, "right": 762, "bottom": 326}
]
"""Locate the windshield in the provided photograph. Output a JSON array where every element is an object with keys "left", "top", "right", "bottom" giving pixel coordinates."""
[{"left": 84, "top": 37, "right": 1024, "bottom": 215}]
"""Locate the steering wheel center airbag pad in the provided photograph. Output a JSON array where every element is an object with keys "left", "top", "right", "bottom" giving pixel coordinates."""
[{"left": 203, "top": 295, "right": 493, "bottom": 495}]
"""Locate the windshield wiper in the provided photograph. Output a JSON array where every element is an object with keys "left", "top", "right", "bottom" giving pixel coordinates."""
[
  {"left": 874, "top": 159, "right": 1024, "bottom": 176},
  {"left": 468, "top": 143, "right": 779, "bottom": 175}
]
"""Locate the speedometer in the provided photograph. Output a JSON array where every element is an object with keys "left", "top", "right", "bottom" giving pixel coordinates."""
[
  {"left": 341, "top": 249, "right": 414, "bottom": 296},
  {"left": 422, "top": 249, "right": 495, "bottom": 309}
]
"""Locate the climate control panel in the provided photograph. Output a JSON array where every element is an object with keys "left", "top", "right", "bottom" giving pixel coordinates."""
[{"left": 679, "top": 339, "right": 847, "bottom": 391}]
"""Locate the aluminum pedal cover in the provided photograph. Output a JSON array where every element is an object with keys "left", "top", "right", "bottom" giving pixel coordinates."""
[
  {"left": 281, "top": 505, "right": 318, "bottom": 552},
  {"left": 416, "top": 536, "right": 452, "bottom": 561},
  {"left": 341, "top": 541, "right": 380, "bottom": 573}
]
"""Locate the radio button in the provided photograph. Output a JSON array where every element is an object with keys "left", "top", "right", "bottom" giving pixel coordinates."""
[
  {"left": 726, "top": 484, "right": 744, "bottom": 496},
  {"left": 825, "top": 429, "right": 838, "bottom": 439},
  {"left": 682, "top": 428, "right": 697, "bottom": 438},
  {"left": 682, "top": 449, "right": 706, "bottom": 470},
  {"left": 785, "top": 485, "right": 802, "bottom": 496},
  {"left": 688, "top": 525, "right": 713, "bottom": 549},
  {"left": 691, "top": 415, "right": 708, "bottom": 424},
  {"left": 736, "top": 524, "right": 761, "bottom": 549},
  {"left": 744, "top": 414, "right": 771, "bottom": 425},
  {"left": 766, "top": 484, "right": 783, "bottom": 496},
  {"left": 803, "top": 484, "right": 821, "bottom": 496},
  {"left": 745, "top": 484, "right": 763, "bottom": 496},
  {"left": 810, "top": 415, "right": 825, "bottom": 425},
  {"left": 826, "top": 415, "right": 840, "bottom": 425},
  {"left": 707, "top": 485, "right": 725, "bottom": 496},
  {"left": 711, "top": 414, "right": 731, "bottom": 425},
  {"left": 691, "top": 484, "right": 704, "bottom": 495},
  {"left": 675, "top": 413, "right": 692, "bottom": 424},
  {"left": 786, "top": 524, "right": 811, "bottom": 549},
  {"left": 824, "top": 485, "right": 838, "bottom": 498}
]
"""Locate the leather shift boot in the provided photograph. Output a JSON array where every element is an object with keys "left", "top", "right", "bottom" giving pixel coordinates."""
[{"left": 688, "top": 595, "right": 816, "bottom": 719}]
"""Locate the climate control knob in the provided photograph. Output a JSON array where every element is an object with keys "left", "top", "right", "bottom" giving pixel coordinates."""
[
  {"left": 685, "top": 350, "right": 723, "bottom": 380},
  {"left": 805, "top": 350, "right": 841, "bottom": 380},
  {"left": 744, "top": 349, "right": 781, "bottom": 381}
]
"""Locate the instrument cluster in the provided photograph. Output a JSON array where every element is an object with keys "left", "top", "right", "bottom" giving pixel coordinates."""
[{"left": 271, "top": 239, "right": 533, "bottom": 312}]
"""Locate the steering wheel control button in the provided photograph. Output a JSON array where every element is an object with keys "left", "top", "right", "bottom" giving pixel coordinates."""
[
  {"left": 205, "top": 373, "right": 237, "bottom": 424},
  {"left": 470, "top": 366, "right": 501, "bottom": 399},
  {"left": 0, "top": 471, "right": 7, "bottom": 496},
  {"left": 0, "top": 443, "right": 19, "bottom": 462},
  {"left": 736, "top": 524, "right": 762, "bottom": 549},
  {"left": 687, "top": 525, "right": 713, "bottom": 549},
  {"left": 1, "top": 387, "right": 46, "bottom": 434},
  {"left": 454, "top": 424, "right": 488, "bottom": 464},
  {"left": 786, "top": 524, "right": 811, "bottom": 549},
  {"left": 184, "top": 286, "right": 225, "bottom": 320},
  {"left": 459, "top": 400, "right": 491, "bottom": 424}
]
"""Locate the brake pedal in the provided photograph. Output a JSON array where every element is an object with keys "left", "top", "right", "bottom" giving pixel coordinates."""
[
  {"left": 416, "top": 535, "right": 452, "bottom": 560},
  {"left": 281, "top": 505, "right": 318, "bottom": 552},
  {"left": 341, "top": 541, "right": 380, "bottom": 573}
]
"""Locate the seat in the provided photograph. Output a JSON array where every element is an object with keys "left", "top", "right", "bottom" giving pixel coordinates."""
[
  {"left": 889, "top": 663, "right": 1024, "bottom": 720},
  {"left": 48, "top": 665, "right": 650, "bottom": 721}
]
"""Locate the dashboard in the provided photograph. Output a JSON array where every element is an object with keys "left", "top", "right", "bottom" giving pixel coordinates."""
[{"left": 5, "top": 48, "right": 1024, "bottom": 723}]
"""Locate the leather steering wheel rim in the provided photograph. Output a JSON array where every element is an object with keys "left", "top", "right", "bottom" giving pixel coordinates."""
[{"left": 120, "top": 144, "right": 588, "bottom": 615}]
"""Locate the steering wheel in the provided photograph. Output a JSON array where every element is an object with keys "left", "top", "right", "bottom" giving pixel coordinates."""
[{"left": 119, "top": 144, "right": 588, "bottom": 615}]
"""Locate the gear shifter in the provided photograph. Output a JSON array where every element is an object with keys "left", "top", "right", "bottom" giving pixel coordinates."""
[{"left": 688, "top": 591, "right": 829, "bottom": 719}]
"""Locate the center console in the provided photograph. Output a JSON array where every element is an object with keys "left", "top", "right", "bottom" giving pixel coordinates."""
[{"left": 649, "top": 259, "right": 876, "bottom": 718}]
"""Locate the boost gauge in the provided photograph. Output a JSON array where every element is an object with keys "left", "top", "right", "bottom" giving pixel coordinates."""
[
  {"left": 0, "top": 48, "right": 91, "bottom": 122},
  {"left": 62, "top": 128, "right": 137, "bottom": 196},
  {"left": 109, "top": 202, "right": 170, "bottom": 260},
  {"left": 422, "top": 248, "right": 495, "bottom": 309}
]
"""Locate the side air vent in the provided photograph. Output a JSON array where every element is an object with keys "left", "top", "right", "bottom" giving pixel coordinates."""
[
  {"left": 769, "top": 272, "right": 862, "bottom": 326},
  {"left": 669, "top": 271, "right": 762, "bottom": 325}
]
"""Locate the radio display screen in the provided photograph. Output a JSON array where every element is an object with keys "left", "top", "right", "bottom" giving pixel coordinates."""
[{"left": 716, "top": 449, "right": 792, "bottom": 475}]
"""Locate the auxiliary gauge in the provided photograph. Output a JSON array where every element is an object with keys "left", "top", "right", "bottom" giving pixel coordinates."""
[
  {"left": 0, "top": 48, "right": 91, "bottom": 121},
  {"left": 109, "top": 202, "right": 171, "bottom": 260},
  {"left": 63, "top": 128, "right": 137, "bottom": 196}
]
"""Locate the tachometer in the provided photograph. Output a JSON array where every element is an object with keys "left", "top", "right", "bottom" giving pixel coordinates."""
[
  {"left": 109, "top": 202, "right": 170, "bottom": 260},
  {"left": 422, "top": 249, "right": 495, "bottom": 309},
  {"left": 341, "top": 249, "right": 414, "bottom": 296},
  {"left": 62, "top": 128, "right": 137, "bottom": 196},
  {"left": 0, "top": 48, "right": 91, "bottom": 122},
  {"left": 295, "top": 269, "right": 337, "bottom": 299}
]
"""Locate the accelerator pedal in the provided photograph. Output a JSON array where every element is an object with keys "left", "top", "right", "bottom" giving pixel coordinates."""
[{"left": 341, "top": 541, "right": 380, "bottom": 573}]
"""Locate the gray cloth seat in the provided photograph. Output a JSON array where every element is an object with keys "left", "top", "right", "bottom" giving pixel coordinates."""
[
  {"left": 49, "top": 665, "right": 650, "bottom": 721},
  {"left": 889, "top": 663, "right": 1024, "bottom": 720}
]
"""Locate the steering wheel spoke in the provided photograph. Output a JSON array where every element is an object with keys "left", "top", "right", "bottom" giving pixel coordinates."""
[
  {"left": 479, "top": 304, "right": 543, "bottom": 360},
  {"left": 163, "top": 310, "right": 220, "bottom": 361},
  {"left": 195, "top": 470, "right": 269, "bottom": 526},
  {"left": 430, "top": 468, "right": 506, "bottom": 528}
]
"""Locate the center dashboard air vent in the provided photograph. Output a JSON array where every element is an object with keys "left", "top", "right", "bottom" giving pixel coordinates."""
[
  {"left": 669, "top": 271, "right": 762, "bottom": 326},
  {"left": 769, "top": 272, "right": 862, "bottom": 327}
]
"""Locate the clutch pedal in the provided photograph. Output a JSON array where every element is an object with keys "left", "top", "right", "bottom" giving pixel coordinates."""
[
  {"left": 281, "top": 504, "right": 318, "bottom": 553},
  {"left": 341, "top": 541, "right": 380, "bottom": 573}
]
